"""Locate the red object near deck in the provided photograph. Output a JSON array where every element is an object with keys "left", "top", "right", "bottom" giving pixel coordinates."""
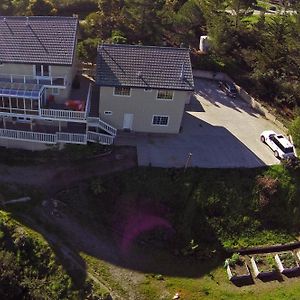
[{"left": 65, "top": 100, "right": 85, "bottom": 111}]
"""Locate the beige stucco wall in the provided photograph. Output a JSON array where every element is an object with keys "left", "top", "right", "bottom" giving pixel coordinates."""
[
  {"left": 0, "top": 63, "right": 75, "bottom": 103},
  {"left": 99, "top": 87, "right": 191, "bottom": 134}
]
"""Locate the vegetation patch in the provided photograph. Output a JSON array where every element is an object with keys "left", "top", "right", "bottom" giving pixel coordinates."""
[
  {"left": 253, "top": 254, "right": 277, "bottom": 273},
  {"left": 0, "top": 143, "right": 111, "bottom": 166},
  {"left": 0, "top": 210, "right": 86, "bottom": 299},
  {"left": 278, "top": 252, "right": 299, "bottom": 269}
]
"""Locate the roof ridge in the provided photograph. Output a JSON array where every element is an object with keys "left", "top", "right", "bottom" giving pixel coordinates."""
[
  {"left": 0, "top": 16, "right": 78, "bottom": 20},
  {"left": 99, "top": 43, "right": 190, "bottom": 52}
]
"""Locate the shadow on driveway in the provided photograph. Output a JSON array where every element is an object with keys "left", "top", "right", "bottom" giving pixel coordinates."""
[{"left": 137, "top": 112, "right": 265, "bottom": 168}]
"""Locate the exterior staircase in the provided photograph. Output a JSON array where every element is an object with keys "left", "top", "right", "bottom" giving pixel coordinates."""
[{"left": 86, "top": 84, "right": 117, "bottom": 145}]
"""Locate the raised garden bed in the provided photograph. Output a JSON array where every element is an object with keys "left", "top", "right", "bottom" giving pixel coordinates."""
[
  {"left": 275, "top": 251, "right": 300, "bottom": 273},
  {"left": 225, "top": 253, "right": 251, "bottom": 281},
  {"left": 251, "top": 254, "right": 278, "bottom": 277}
]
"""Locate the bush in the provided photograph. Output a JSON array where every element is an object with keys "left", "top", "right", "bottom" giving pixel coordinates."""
[
  {"left": 289, "top": 116, "right": 300, "bottom": 149},
  {"left": 256, "top": 175, "right": 279, "bottom": 209}
]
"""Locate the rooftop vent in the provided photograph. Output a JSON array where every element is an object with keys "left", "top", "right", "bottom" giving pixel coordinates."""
[
  {"left": 26, "top": 17, "right": 29, "bottom": 26},
  {"left": 137, "top": 71, "right": 142, "bottom": 78}
]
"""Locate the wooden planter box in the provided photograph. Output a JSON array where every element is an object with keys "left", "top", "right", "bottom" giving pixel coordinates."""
[
  {"left": 226, "top": 260, "right": 251, "bottom": 281},
  {"left": 275, "top": 252, "right": 300, "bottom": 273},
  {"left": 250, "top": 255, "right": 278, "bottom": 278}
]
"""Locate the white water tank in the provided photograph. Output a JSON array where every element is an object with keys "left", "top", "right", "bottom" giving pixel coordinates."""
[{"left": 199, "top": 36, "right": 210, "bottom": 53}]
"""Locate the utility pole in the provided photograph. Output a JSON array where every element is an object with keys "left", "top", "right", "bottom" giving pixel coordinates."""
[{"left": 184, "top": 152, "right": 192, "bottom": 171}]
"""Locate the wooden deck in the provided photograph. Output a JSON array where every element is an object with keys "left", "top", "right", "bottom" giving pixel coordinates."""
[{"left": 0, "top": 121, "right": 86, "bottom": 134}]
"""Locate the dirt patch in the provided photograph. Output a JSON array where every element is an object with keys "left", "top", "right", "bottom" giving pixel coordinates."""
[{"left": 0, "top": 146, "right": 137, "bottom": 195}]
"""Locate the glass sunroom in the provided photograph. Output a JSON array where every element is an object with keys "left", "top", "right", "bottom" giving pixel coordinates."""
[{"left": 0, "top": 82, "right": 45, "bottom": 115}]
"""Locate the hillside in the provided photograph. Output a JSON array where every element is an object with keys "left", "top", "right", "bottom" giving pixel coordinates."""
[{"left": 1, "top": 162, "right": 300, "bottom": 299}]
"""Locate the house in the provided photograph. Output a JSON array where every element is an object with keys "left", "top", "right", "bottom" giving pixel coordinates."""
[
  {"left": 0, "top": 16, "right": 115, "bottom": 150},
  {"left": 96, "top": 44, "right": 194, "bottom": 134},
  {"left": 0, "top": 17, "right": 194, "bottom": 150}
]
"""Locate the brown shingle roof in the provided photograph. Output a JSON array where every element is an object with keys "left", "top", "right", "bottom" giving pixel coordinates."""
[
  {"left": 0, "top": 16, "right": 78, "bottom": 65},
  {"left": 96, "top": 44, "right": 194, "bottom": 91}
]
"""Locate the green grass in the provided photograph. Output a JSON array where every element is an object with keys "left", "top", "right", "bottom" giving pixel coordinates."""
[
  {"left": 81, "top": 253, "right": 127, "bottom": 297},
  {"left": 138, "top": 265, "right": 300, "bottom": 300},
  {"left": 0, "top": 211, "right": 81, "bottom": 299}
]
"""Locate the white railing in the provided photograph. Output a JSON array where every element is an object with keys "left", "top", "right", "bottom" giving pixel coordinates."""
[
  {"left": 57, "top": 132, "right": 87, "bottom": 144},
  {"left": 0, "top": 128, "right": 114, "bottom": 145},
  {"left": 87, "top": 117, "right": 99, "bottom": 125},
  {"left": 85, "top": 83, "right": 92, "bottom": 118},
  {"left": 40, "top": 109, "right": 86, "bottom": 121},
  {"left": 0, "top": 74, "right": 66, "bottom": 86},
  {"left": 98, "top": 119, "right": 117, "bottom": 136},
  {"left": 87, "top": 117, "right": 117, "bottom": 136},
  {"left": 87, "top": 131, "right": 114, "bottom": 145},
  {"left": 0, "top": 129, "right": 57, "bottom": 144}
]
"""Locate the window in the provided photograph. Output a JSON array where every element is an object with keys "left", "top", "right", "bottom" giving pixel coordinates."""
[
  {"left": 104, "top": 111, "right": 112, "bottom": 115},
  {"left": 152, "top": 115, "right": 169, "bottom": 126},
  {"left": 114, "top": 87, "right": 131, "bottom": 96},
  {"left": 16, "top": 117, "right": 31, "bottom": 123},
  {"left": 52, "top": 88, "right": 60, "bottom": 95},
  {"left": 35, "top": 64, "right": 50, "bottom": 77},
  {"left": 157, "top": 90, "right": 173, "bottom": 100}
]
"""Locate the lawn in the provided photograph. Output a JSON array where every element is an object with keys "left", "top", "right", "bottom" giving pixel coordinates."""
[{"left": 138, "top": 265, "right": 300, "bottom": 300}]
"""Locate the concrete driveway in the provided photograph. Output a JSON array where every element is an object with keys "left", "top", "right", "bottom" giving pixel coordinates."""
[{"left": 117, "top": 78, "right": 283, "bottom": 168}]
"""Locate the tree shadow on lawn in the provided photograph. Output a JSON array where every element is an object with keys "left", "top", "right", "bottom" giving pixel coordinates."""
[{"left": 4, "top": 191, "right": 229, "bottom": 291}]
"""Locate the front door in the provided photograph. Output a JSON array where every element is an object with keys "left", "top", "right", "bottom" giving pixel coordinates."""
[{"left": 123, "top": 113, "right": 133, "bottom": 130}]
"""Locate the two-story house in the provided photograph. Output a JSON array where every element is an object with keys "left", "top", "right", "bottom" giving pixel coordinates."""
[
  {"left": 0, "top": 17, "right": 194, "bottom": 150},
  {"left": 0, "top": 16, "right": 116, "bottom": 150},
  {"left": 96, "top": 44, "right": 194, "bottom": 134}
]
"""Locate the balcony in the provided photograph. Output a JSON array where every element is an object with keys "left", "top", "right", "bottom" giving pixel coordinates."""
[
  {"left": 40, "top": 75, "right": 92, "bottom": 121},
  {"left": 0, "top": 120, "right": 87, "bottom": 144},
  {"left": 0, "top": 74, "right": 66, "bottom": 87},
  {"left": 0, "top": 120, "right": 114, "bottom": 145}
]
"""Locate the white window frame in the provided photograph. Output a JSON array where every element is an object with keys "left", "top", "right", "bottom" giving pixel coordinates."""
[
  {"left": 104, "top": 111, "right": 112, "bottom": 115},
  {"left": 156, "top": 90, "right": 174, "bottom": 101},
  {"left": 152, "top": 115, "right": 169, "bottom": 126},
  {"left": 113, "top": 87, "right": 131, "bottom": 97},
  {"left": 52, "top": 88, "right": 60, "bottom": 95},
  {"left": 33, "top": 64, "right": 51, "bottom": 77}
]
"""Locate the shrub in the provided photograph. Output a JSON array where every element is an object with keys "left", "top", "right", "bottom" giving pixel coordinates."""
[
  {"left": 256, "top": 175, "right": 279, "bottom": 209},
  {"left": 289, "top": 116, "right": 300, "bottom": 149}
]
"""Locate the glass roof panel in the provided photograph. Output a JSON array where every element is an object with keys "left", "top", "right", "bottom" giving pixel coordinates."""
[{"left": 0, "top": 82, "right": 43, "bottom": 99}]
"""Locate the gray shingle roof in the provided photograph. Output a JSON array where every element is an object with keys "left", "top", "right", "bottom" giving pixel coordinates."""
[
  {"left": 0, "top": 16, "right": 78, "bottom": 66},
  {"left": 96, "top": 44, "right": 194, "bottom": 91}
]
